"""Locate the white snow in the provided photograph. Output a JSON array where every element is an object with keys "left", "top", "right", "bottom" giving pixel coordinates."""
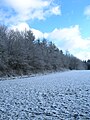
[{"left": 0, "top": 70, "right": 90, "bottom": 119}]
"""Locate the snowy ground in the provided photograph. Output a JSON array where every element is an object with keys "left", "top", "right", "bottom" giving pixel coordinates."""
[{"left": 0, "top": 70, "right": 90, "bottom": 120}]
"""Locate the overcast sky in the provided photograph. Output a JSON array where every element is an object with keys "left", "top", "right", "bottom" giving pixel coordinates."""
[{"left": 0, "top": 0, "right": 90, "bottom": 60}]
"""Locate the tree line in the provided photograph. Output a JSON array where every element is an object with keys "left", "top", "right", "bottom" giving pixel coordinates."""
[
  {"left": 86, "top": 60, "right": 90, "bottom": 70},
  {"left": 0, "top": 25, "right": 87, "bottom": 76}
]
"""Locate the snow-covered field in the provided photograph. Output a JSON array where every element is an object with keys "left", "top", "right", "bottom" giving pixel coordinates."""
[{"left": 0, "top": 70, "right": 90, "bottom": 120}]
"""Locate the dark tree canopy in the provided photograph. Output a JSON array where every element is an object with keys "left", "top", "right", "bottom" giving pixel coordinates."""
[
  {"left": 0, "top": 25, "right": 87, "bottom": 77},
  {"left": 86, "top": 60, "right": 90, "bottom": 70}
]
